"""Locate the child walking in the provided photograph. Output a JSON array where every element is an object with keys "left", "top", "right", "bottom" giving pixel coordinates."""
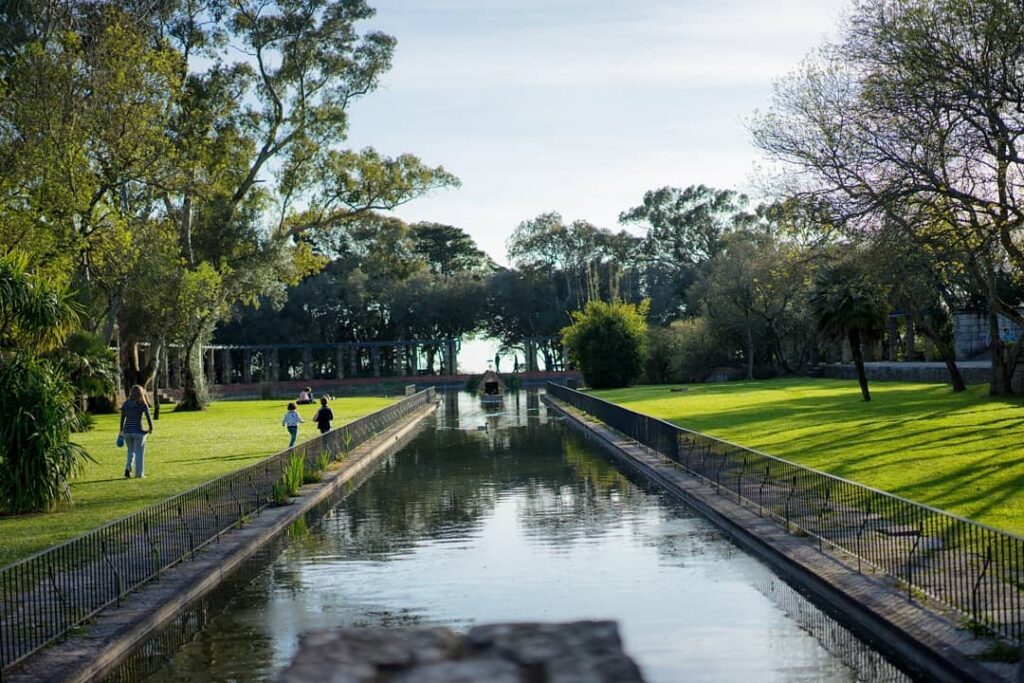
[
  {"left": 282, "top": 402, "right": 303, "bottom": 448},
  {"left": 313, "top": 396, "right": 334, "bottom": 434}
]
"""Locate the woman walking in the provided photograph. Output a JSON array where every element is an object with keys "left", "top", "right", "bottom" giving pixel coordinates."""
[{"left": 120, "top": 385, "right": 154, "bottom": 478}]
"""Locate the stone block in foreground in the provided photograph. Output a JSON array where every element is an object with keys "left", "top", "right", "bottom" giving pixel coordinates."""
[{"left": 278, "top": 621, "right": 645, "bottom": 683}]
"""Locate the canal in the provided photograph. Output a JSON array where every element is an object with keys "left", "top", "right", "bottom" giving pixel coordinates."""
[{"left": 118, "top": 391, "right": 910, "bottom": 682}]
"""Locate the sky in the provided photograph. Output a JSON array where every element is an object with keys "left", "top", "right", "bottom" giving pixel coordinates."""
[{"left": 344, "top": 0, "right": 849, "bottom": 266}]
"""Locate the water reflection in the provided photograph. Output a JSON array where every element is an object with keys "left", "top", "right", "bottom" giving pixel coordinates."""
[
  {"left": 126, "top": 391, "right": 910, "bottom": 683},
  {"left": 757, "top": 580, "right": 909, "bottom": 682}
]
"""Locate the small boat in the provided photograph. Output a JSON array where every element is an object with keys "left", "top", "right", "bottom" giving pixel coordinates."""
[{"left": 478, "top": 370, "right": 505, "bottom": 404}]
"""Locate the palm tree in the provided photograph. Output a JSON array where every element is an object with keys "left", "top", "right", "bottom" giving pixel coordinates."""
[
  {"left": 810, "top": 262, "right": 889, "bottom": 401},
  {"left": 0, "top": 251, "right": 91, "bottom": 514}
]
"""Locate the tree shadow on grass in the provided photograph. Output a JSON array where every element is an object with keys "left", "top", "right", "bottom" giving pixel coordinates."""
[
  {"left": 75, "top": 477, "right": 130, "bottom": 486},
  {"left": 162, "top": 451, "right": 271, "bottom": 464},
  {"left": 615, "top": 380, "right": 1024, "bottom": 532}
]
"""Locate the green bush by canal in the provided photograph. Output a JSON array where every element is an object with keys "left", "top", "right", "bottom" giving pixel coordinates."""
[
  {"left": 596, "top": 378, "right": 1024, "bottom": 536},
  {"left": 0, "top": 397, "right": 395, "bottom": 567}
]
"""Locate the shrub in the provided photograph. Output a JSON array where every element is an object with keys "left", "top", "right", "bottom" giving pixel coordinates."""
[
  {"left": 562, "top": 300, "right": 648, "bottom": 389},
  {"left": 643, "top": 325, "right": 682, "bottom": 384},
  {"left": 302, "top": 467, "right": 322, "bottom": 485},
  {"left": 272, "top": 482, "right": 289, "bottom": 506},
  {"left": 0, "top": 356, "right": 93, "bottom": 514},
  {"left": 281, "top": 452, "right": 305, "bottom": 497},
  {"left": 302, "top": 451, "right": 331, "bottom": 484},
  {"left": 316, "top": 451, "right": 331, "bottom": 472},
  {"left": 671, "top": 317, "right": 734, "bottom": 383},
  {"left": 58, "top": 331, "right": 118, "bottom": 412}
]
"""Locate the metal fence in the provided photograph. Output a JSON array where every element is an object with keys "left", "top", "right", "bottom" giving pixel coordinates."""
[
  {"left": 0, "top": 388, "right": 435, "bottom": 675},
  {"left": 548, "top": 383, "right": 1024, "bottom": 644}
]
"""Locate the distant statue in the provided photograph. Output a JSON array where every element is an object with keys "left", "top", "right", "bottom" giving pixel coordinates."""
[{"left": 494, "top": 353, "right": 501, "bottom": 372}]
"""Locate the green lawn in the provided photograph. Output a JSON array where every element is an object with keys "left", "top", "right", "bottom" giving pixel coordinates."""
[
  {"left": 595, "top": 378, "right": 1024, "bottom": 536},
  {"left": 0, "top": 397, "right": 395, "bottom": 567}
]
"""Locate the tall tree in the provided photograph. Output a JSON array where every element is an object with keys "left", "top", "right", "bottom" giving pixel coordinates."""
[
  {"left": 411, "top": 223, "right": 494, "bottom": 276},
  {"left": 810, "top": 261, "right": 889, "bottom": 401},
  {"left": 155, "top": 0, "right": 457, "bottom": 408},
  {"left": 484, "top": 268, "right": 567, "bottom": 366},
  {"left": 752, "top": 0, "right": 1024, "bottom": 393},
  {"left": 619, "top": 185, "right": 756, "bottom": 318}
]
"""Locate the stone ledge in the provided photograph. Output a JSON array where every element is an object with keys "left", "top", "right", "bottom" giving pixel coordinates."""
[
  {"left": 4, "top": 402, "right": 437, "bottom": 683},
  {"left": 543, "top": 395, "right": 1018, "bottom": 683},
  {"left": 278, "top": 621, "right": 645, "bottom": 683}
]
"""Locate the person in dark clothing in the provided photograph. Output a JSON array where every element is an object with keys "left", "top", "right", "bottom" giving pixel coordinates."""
[
  {"left": 119, "top": 385, "right": 154, "bottom": 478},
  {"left": 313, "top": 396, "right": 334, "bottom": 434}
]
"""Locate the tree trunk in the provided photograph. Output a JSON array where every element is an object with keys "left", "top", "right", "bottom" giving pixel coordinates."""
[
  {"left": 988, "top": 309, "right": 1010, "bottom": 395},
  {"left": 119, "top": 337, "right": 159, "bottom": 393},
  {"left": 746, "top": 326, "right": 754, "bottom": 380},
  {"left": 849, "top": 329, "right": 871, "bottom": 401},
  {"left": 914, "top": 321, "right": 966, "bottom": 392},
  {"left": 178, "top": 337, "right": 208, "bottom": 410}
]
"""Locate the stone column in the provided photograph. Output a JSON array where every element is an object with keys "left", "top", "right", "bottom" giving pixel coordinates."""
[
  {"left": 243, "top": 349, "right": 252, "bottom": 384},
  {"left": 905, "top": 320, "right": 915, "bottom": 362},
  {"left": 887, "top": 315, "right": 899, "bottom": 361},
  {"left": 410, "top": 344, "right": 419, "bottom": 373},
  {"left": 350, "top": 345, "right": 358, "bottom": 377},
  {"left": 139, "top": 344, "right": 152, "bottom": 383},
  {"left": 160, "top": 346, "right": 170, "bottom": 387},
  {"left": 372, "top": 346, "right": 381, "bottom": 377},
  {"left": 303, "top": 347, "right": 314, "bottom": 380},
  {"left": 841, "top": 339, "right": 853, "bottom": 363},
  {"left": 561, "top": 344, "right": 568, "bottom": 371},
  {"left": 206, "top": 347, "right": 216, "bottom": 384},
  {"left": 447, "top": 339, "right": 458, "bottom": 375},
  {"left": 335, "top": 346, "right": 345, "bottom": 379},
  {"left": 220, "top": 348, "right": 233, "bottom": 384},
  {"left": 266, "top": 348, "right": 279, "bottom": 382},
  {"left": 175, "top": 347, "right": 186, "bottom": 388}
]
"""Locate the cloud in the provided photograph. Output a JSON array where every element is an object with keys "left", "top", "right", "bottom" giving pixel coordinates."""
[
  {"left": 370, "top": 0, "right": 845, "bottom": 90},
  {"left": 347, "top": 0, "right": 849, "bottom": 261}
]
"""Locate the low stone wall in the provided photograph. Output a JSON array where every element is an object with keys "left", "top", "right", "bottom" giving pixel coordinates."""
[
  {"left": 818, "top": 361, "right": 1024, "bottom": 391},
  {"left": 279, "top": 622, "right": 644, "bottom": 683},
  {"left": 954, "top": 311, "right": 1023, "bottom": 360},
  {"left": 818, "top": 363, "right": 991, "bottom": 384}
]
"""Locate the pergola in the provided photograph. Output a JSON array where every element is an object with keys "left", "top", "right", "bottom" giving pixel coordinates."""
[{"left": 140, "top": 336, "right": 566, "bottom": 389}]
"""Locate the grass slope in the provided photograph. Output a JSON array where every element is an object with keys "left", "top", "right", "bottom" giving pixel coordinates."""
[
  {"left": 0, "top": 397, "right": 394, "bottom": 567},
  {"left": 595, "top": 378, "right": 1024, "bottom": 536}
]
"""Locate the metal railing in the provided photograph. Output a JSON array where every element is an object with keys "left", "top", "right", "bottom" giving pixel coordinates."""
[
  {"left": 0, "top": 388, "right": 435, "bottom": 674},
  {"left": 548, "top": 383, "right": 1024, "bottom": 644}
]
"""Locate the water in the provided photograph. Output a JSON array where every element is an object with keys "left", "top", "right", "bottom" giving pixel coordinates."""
[{"left": 128, "top": 392, "right": 909, "bottom": 683}]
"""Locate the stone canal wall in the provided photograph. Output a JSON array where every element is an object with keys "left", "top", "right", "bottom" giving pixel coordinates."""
[
  {"left": 4, "top": 400, "right": 438, "bottom": 683},
  {"left": 543, "top": 394, "right": 1018, "bottom": 683}
]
